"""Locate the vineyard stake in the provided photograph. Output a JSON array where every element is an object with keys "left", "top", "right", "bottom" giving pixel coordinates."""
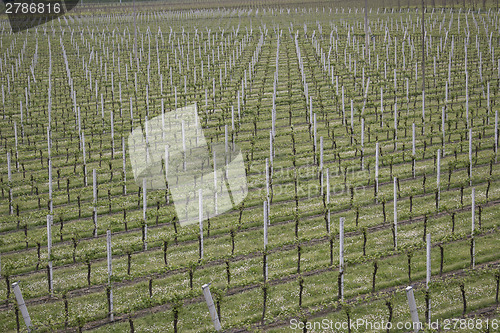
[
  {"left": 445, "top": 80, "right": 448, "bottom": 105},
  {"left": 224, "top": 124, "right": 228, "bottom": 157},
  {"left": 143, "top": 178, "right": 148, "bottom": 251},
  {"left": 263, "top": 200, "right": 268, "bottom": 281},
  {"left": 412, "top": 123, "right": 416, "bottom": 178},
  {"left": 7, "top": 151, "right": 11, "bottom": 183},
  {"left": 110, "top": 110, "right": 115, "bottom": 157},
  {"left": 213, "top": 150, "right": 217, "bottom": 214},
  {"left": 48, "top": 159, "right": 53, "bottom": 213},
  {"left": 326, "top": 168, "right": 330, "bottom": 205},
  {"left": 375, "top": 142, "right": 379, "bottom": 196},
  {"left": 269, "top": 131, "right": 274, "bottom": 169},
  {"left": 119, "top": 82, "right": 122, "bottom": 117},
  {"left": 146, "top": 116, "right": 150, "bottom": 166},
  {"left": 93, "top": 169, "right": 97, "bottom": 237},
  {"left": 361, "top": 119, "right": 364, "bottom": 170},
  {"left": 82, "top": 132, "right": 87, "bottom": 186},
  {"left": 469, "top": 128, "right": 472, "bottom": 186},
  {"left": 394, "top": 177, "right": 398, "bottom": 250},
  {"left": 406, "top": 286, "right": 421, "bottom": 332},
  {"left": 101, "top": 94, "right": 105, "bottom": 124},
  {"left": 442, "top": 107, "right": 445, "bottom": 155},
  {"left": 406, "top": 78, "right": 410, "bottom": 111},
  {"left": 107, "top": 230, "right": 112, "bottom": 282},
  {"left": 342, "top": 86, "right": 345, "bottom": 125},
  {"left": 339, "top": 217, "right": 344, "bottom": 301},
  {"left": 394, "top": 68, "right": 397, "bottom": 94},
  {"left": 320, "top": 136, "right": 324, "bottom": 170},
  {"left": 421, "top": 0, "right": 426, "bottom": 126},
  {"left": 14, "top": 122, "right": 18, "bottom": 169},
  {"left": 165, "top": 145, "right": 169, "bottom": 204},
  {"left": 471, "top": 188, "right": 475, "bottom": 268},
  {"left": 422, "top": 89, "right": 425, "bottom": 133},
  {"left": 199, "top": 189, "right": 203, "bottom": 260},
  {"left": 202, "top": 283, "right": 221, "bottom": 331},
  {"left": 313, "top": 114, "right": 317, "bottom": 162},
  {"left": 106, "top": 230, "right": 114, "bottom": 321},
  {"left": 426, "top": 233, "right": 431, "bottom": 325},
  {"left": 326, "top": 168, "right": 330, "bottom": 233},
  {"left": 143, "top": 178, "right": 147, "bottom": 221},
  {"left": 266, "top": 158, "right": 270, "bottom": 203},
  {"left": 130, "top": 97, "right": 133, "bottom": 127},
  {"left": 394, "top": 100, "right": 398, "bottom": 150},
  {"left": 272, "top": 104, "right": 276, "bottom": 138},
  {"left": 350, "top": 99, "right": 354, "bottom": 131},
  {"left": 362, "top": 78, "right": 370, "bottom": 115},
  {"left": 122, "top": 137, "right": 127, "bottom": 195},
  {"left": 380, "top": 87, "right": 384, "bottom": 127},
  {"left": 487, "top": 82, "right": 490, "bottom": 116},
  {"left": 47, "top": 127, "right": 51, "bottom": 161},
  {"left": 364, "top": 0, "right": 369, "bottom": 57},
  {"left": 8, "top": 187, "right": 13, "bottom": 216},
  {"left": 466, "top": 71, "right": 469, "bottom": 129},
  {"left": 495, "top": 110, "right": 498, "bottom": 163},
  {"left": 310, "top": 97, "right": 313, "bottom": 130},
  {"left": 437, "top": 149, "right": 441, "bottom": 209},
  {"left": 12, "top": 282, "right": 32, "bottom": 332},
  {"left": 47, "top": 215, "right": 53, "bottom": 296},
  {"left": 231, "top": 106, "right": 235, "bottom": 131},
  {"left": 237, "top": 91, "right": 241, "bottom": 120}
]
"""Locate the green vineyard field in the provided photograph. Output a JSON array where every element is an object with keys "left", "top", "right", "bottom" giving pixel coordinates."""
[{"left": 1, "top": 0, "right": 500, "bottom": 332}]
